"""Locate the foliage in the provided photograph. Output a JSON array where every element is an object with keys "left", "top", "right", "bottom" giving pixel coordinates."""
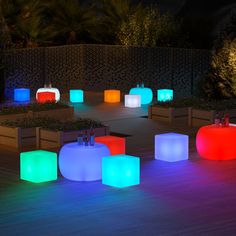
[
  {"left": 202, "top": 9, "right": 236, "bottom": 99},
  {"left": 153, "top": 97, "right": 236, "bottom": 110},
  {"left": 1, "top": 116, "right": 104, "bottom": 131},
  {"left": 94, "top": 0, "right": 142, "bottom": 44},
  {"left": 117, "top": 5, "right": 184, "bottom": 47},
  {"left": 0, "top": 102, "right": 69, "bottom": 115}
]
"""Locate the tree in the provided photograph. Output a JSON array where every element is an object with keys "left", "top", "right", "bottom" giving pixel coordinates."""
[
  {"left": 94, "top": 0, "right": 143, "bottom": 44},
  {"left": 46, "top": 0, "right": 97, "bottom": 45},
  {"left": 117, "top": 5, "right": 185, "bottom": 47},
  {"left": 203, "top": 9, "right": 236, "bottom": 99}
]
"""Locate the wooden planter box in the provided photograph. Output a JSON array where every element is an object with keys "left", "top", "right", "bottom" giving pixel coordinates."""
[
  {"left": 0, "top": 126, "right": 36, "bottom": 150},
  {"left": 148, "top": 105, "right": 189, "bottom": 124},
  {"left": 188, "top": 108, "right": 236, "bottom": 127},
  {"left": 36, "top": 126, "right": 110, "bottom": 150},
  {"left": 0, "top": 107, "right": 74, "bottom": 122}
]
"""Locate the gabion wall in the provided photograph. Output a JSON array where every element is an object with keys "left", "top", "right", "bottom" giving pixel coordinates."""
[{"left": 3, "top": 44, "right": 211, "bottom": 99}]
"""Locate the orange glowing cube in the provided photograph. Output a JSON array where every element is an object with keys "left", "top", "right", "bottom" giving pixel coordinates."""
[
  {"left": 95, "top": 135, "right": 125, "bottom": 155},
  {"left": 104, "top": 90, "right": 121, "bottom": 103}
]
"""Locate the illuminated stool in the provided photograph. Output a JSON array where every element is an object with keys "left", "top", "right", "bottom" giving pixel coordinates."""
[
  {"left": 104, "top": 90, "right": 121, "bottom": 103},
  {"left": 20, "top": 150, "right": 57, "bottom": 183},
  {"left": 102, "top": 154, "right": 140, "bottom": 188},
  {"left": 155, "top": 133, "right": 188, "bottom": 162},
  {"left": 125, "top": 94, "right": 141, "bottom": 108},
  {"left": 196, "top": 125, "right": 236, "bottom": 160},
  {"left": 129, "top": 87, "right": 153, "bottom": 105},
  {"left": 70, "top": 89, "right": 84, "bottom": 103},
  {"left": 14, "top": 88, "right": 30, "bottom": 102},
  {"left": 59, "top": 142, "right": 110, "bottom": 181},
  {"left": 37, "top": 92, "right": 56, "bottom": 103},
  {"left": 157, "top": 89, "right": 173, "bottom": 102},
  {"left": 36, "top": 88, "right": 60, "bottom": 102},
  {"left": 95, "top": 135, "right": 125, "bottom": 155}
]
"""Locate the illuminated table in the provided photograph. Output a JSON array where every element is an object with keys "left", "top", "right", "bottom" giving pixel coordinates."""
[
  {"left": 196, "top": 125, "right": 236, "bottom": 160},
  {"left": 125, "top": 94, "right": 141, "bottom": 108},
  {"left": 14, "top": 88, "right": 30, "bottom": 102},
  {"left": 59, "top": 142, "right": 110, "bottom": 181},
  {"left": 129, "top": 87, "right": 153, "bottom": 105},
  {"left": 104, "top": 89, "right": 121, "bottom": 103},
  {"left": 36, "top": 88, "right": 60, "bottom": 102}
]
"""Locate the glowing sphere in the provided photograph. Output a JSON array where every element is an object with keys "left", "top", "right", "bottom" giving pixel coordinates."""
[
  {"left": 104, "top": 90, "right": 121, "bottom": 103},
  {"left": 129, "top": 87, "right": 153, "bottom": 105},
  {"left": 125, "top": 94, "right": 141, "bottom": 108},
  {"left": 95, "top": 135, "right": 126, "bottom": 155},
  {"left": 102, "top": 154, "right": 140, "bottom": 188},
  {"left": 70, "top": 89, "right": 84, "bottom": 103},
  {"left": 14, "top": 88, "right": 30, "bottom": 102},
  {"left": 20, "top": 150, "right": 57, "bottom": 183},
  {"left": 59, "top": 142, "right": 110, "bottom": 181},
  {"left": 196, "top": 125, "right": 236, "bottom": 160},
  {"left": 155, "top": 133, "right": 188, "bottom": 162},
  {"left": 36, "top": 88, "right": 60, "bottom": 102},
  {"left": 157, "top": 89, "right": 173, "bottom": 102},
  {"left": 37, "top": 92, "right": 56, "bottom": 103}
]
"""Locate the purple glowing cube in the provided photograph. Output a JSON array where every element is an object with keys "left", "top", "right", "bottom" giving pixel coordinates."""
[{"left": 155, "top": 133, "right": 188, "bottom": 162}]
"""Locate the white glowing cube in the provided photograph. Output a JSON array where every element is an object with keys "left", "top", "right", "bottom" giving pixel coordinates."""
[
  {"left": 155, "top": 133, "right": 188, "bottom": 162},
  {"left": 36, "top": 88, "right": 60, "bottom": 102},
  {"left": 125, "top": 95, "right": 141, "bottom": 108}
]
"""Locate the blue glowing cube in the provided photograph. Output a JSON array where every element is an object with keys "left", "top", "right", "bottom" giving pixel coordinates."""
[
  {"left": 129, "top": 87, "right": 153, "bottom": 105},
  {"left": 102, "top": 154, "right": 140, "bottom": 188},
  {"left": 14, "top": 88, "right": 30, "bottom": 102},
  {"left": 20, "top": 150, "right": 57, "bottom": 183},
  {"left": 70, "top": 89, "right": 84, "bottom": 103},
  {"left": 157, "top": 89, "right": 173, "bottom": 102},
  {"left": 155, "top": 133, "right": 188, "bottom": 162}
]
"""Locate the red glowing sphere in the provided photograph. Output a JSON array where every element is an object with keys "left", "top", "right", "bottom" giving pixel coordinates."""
[
  {"left": 196, "top": 125, "right": 236, "bottom": 160},
  {"left": 95, "top": 135, "right": 126, "bottom": 155},
  {"left": 37, "top": 92, "right": 56, "bottom": 103}
]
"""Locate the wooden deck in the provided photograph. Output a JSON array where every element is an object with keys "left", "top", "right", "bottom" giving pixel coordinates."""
[{"left": 1, "top": 144, "right": 236, "bottom": 236}]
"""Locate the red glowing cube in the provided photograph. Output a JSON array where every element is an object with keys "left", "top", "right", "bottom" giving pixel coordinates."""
[
  {"left": 95, "top": 135, "right": 126, "bottom": 155},
  {"left": 37, "top": 92, "right": 56, "bottom": 103},
  {"left": 196, "top": 125, "right": 236, "bottom": 160}
]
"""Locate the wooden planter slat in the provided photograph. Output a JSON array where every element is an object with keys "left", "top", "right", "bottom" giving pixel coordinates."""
[
  {"left": 148, "top": 105, "right": 188, "bottom": 124},
  {"left": 0, "top": 107, "right": 74, "bottom": 122},
  {"left": 188, "top": 108, "right": 236, "bottom": 127},
  {"left": 37, "top": 126, "right": 109, "bottom": 150}
]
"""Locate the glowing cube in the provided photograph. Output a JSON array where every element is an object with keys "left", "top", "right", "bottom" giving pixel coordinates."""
[
  {"left": 59, "top": 142, "right": 110, "bottom": 181},
  {"left": 95, "top": 135, "right": 126, "bottom": 155},
  {"left": 36, "top": 88, "right": 60, "bottom": 102},
  {"left": 129, "top": 87, "right": 153, "bottom": 105},
  {"left": 157, "top": 89, "right": 173, "bottom": 102},
  {"left": 70, "top": 89, "right": 84, "bottom": 103},
  {"left": 104, "top": 90, "right": 121, "bottom": 103},
  {"left": 102, "top": 154, "right": 140, "bottom": 188},
  {"left": 125, "top": 94, "right": 141, "bottom": 108},
  {"left": 155, "top": 133, "right": 188, "bottom": 162},
  {"left": 196, "top": 125, "right": 236, "bottom": 160},
  {"left": 14, "top": 88, "right": 30, "bottom": 102},
  {"left": 20, "top": 150, "right": 57, "bottom": 183},
  {"left": 37, "top": 92, "right": 56, "bottom": 103}
]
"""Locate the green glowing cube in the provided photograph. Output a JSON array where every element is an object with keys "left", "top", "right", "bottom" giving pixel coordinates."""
[
  {"left": 20, "top": 150, "right": 57, "bottom": 183},
  {"left": 102, "top": 154, "right": 140, "bottom": 188}
]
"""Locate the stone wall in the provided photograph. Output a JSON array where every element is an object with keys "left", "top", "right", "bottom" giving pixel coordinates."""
[{"left": 3, "top": 44, "right": 211, "bottom": 99}]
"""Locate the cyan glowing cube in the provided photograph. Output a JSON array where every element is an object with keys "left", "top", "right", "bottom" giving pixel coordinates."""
[
  {"left": 102, "top": 154, "right": 140, "bottom": 188},
  {"left": 155, "top": 133, "right": 188, "bottom": 162},
  {"left": 157, "top": 89, "right": 173, "bottom": 102},
  {"left": 14, "top": 88, "right": 30, "bottom": 102},
  {"left": 70, "top": 89, "right": 84, "bottom": 103},
  {"left": 129, "top": 87, "right": 153, "bottom": 105},
  {"left": 20, "top": 150, "right": 57, "bottom": 183}
]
